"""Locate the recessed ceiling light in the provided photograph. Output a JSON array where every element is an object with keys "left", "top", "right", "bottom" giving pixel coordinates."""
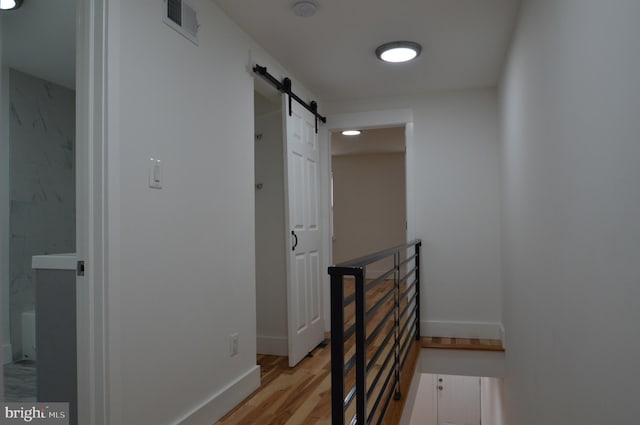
[
  {"left": 0, "top": 0, "right": 22, "bottom": 10},
  {"left": 341, "top": 130, "right": 361, "bottom": 136},
  {"left": 375, "top": 41, "right": 422, "bottom": 63},
  {"left": 292, "top": 0, "right": 318, "bottom": 17}
]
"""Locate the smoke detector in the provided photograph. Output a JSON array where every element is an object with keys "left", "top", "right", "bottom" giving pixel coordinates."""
[{"left": 292, "top": 0, "right": 318, "bottom": 17}]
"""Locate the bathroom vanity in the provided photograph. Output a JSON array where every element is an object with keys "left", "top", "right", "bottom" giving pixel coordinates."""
[{"left": 32, "top": 253, "right": 78, "bottom": 425}]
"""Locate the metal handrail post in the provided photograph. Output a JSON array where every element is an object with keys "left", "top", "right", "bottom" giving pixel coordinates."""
[
  {"left": 394, "top": 251, "right": 401, "bottom": 400},
  {"left": 414, "top": 242, "right": 422, "bottom": 340},
  {"left": 330, "top": 272, "right": 346, "bottom": 425},
  {"left": 354, "top": 267, "right": 367, "bottom": 424}
]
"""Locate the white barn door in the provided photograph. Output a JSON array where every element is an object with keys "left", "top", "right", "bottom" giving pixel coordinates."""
[{"left": 283, "top": 98, "right": 324, "bottom": 367}]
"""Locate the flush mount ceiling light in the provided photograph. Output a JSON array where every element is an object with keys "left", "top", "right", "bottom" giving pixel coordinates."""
[
  {"left": 375, "top": 41, "right": 422, "bottom": 63},
  {"left": 341, "top": 130, "right": 361, "bottom": 136},
  {"left": 0, "top": 0, "right": 23, "bottom": 10},
  {"left": 292, "top": 0, "right": 318, "bottom": 17}
]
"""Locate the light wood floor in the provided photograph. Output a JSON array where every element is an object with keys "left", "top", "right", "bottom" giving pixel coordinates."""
[
  {"left": 216, "top": 277, "right": 420, "bottom": 425},
  {"left": 214, "top": 340, "right": 420, "bottom": 425},
  {"left": 421, "top": 337, "right": 505, "bottom": 352},
  {"left": 214, "top": 343, "right": 331, "bottom": 425}
]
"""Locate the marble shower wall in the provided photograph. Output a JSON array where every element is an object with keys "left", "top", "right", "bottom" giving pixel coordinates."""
[{"left": 9, "top": 69, "right": 75, "bottom": 361}]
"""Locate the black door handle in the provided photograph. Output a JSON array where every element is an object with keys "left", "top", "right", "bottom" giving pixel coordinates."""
[{"left": 291, "top": 231, "right": 298, "bottom": 251}]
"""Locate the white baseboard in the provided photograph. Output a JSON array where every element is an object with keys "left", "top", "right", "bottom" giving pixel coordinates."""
[
  {"left": 421, "top": 320, "right": 503, "bottom": 340},
  {"left": 257, "top": 335, "right": 287, "bottom": 356},
  {"left": 2, "top": 343, "right": 12, "bottom": 365},
  {"left": 175, "top": 365, "right": 260, "bottom": 425}
]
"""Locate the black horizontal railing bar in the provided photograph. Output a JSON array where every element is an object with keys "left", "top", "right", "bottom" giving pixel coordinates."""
[
  {"left": 400, "top": 310, "right": 418, "bottom": 346},
  {"left": 399, "top": 293, "right": 418, "bottom": 320},
  {"left": 368, "top": 359, "right": 396, "bottom": 425},
  {"left": 400, "top": 327, "right": 416, "bottom": 370},
  {"left": 329, "top": 265, "right": 365, "bottom": 277},
  {"left": 398, "top": 253, "right": 417, "bottom": 268},
  {"left": 366, "top": 324, "right": 395, "bottom": 373},
  {"left": 399, "top": 321, "right": 415, "bottom": 350},
  {"left": 344, "top": 293, "right": 356, "bottom": 307},
  {"left": 364, "top": 268, "right": 396, "bottom": 291},
  {"left": 331, "top": 239, "right": 422, "bottom": 269},
  {"left": 375, "top": 381, "right": 396, "bottom": 425},
  {"left": 365, "top": 306, "right": 395, "bottom": 347},
  {"left": 366, "top": 341, "right": 396, "bottom": 401},
  {"left": 399, "top": 278, "right": 418, "bottom": 299},
  {"left": 399, "top": 305, "right": 417, "bottom": 337},
  {"left": 344, "top": 324, "right": 356, "bottom": 341},
  {"left": 345, "top": 353, "right": 356, "bottom": 375},
  {"left": 365, "top": 285, "right": 395, "bottom": 319},
  {"left": 399, "top": 266, "right": 417, "bottom": 284}
]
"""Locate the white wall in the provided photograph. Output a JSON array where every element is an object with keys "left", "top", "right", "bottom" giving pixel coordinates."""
[
  {"left": 332, "top": 152, "right": 406, "bottom": 274},
  {"left": 104, "top": 1, "right": 325, "bottom": 424},
  {"left": 327, "top": 89, "right": 503, "bottom": 339},
  {"left": 501, "top": 1, "right": 640, "bottom": 424},
  {"left": 254, "top": 107, "right": 288, "bottom": 356}
]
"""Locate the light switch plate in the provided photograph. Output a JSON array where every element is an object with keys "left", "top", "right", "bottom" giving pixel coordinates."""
[{"left": 149, "top": 158, "right": 162, "bottom": 189}]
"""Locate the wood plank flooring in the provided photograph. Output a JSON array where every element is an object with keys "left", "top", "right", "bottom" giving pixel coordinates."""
[
  {"left": 421, "top": 337, "right": 505, "bottom": 352},
  {"left": 215, "top": 286, "right": 502, "bottom": 425},
  {"left": 216, "top": 276, "right": 421, "bottom": 425},
  {"left": 215, "top": 340, "right": 420, "bottom": 425},
  {"left": 214, "top": 343, "right": 332, "bottom": 425}
]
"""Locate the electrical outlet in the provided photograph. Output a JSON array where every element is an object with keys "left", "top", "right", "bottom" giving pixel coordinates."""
[{"left": 230, "top": 333, "right": 239, "bottom": 357}]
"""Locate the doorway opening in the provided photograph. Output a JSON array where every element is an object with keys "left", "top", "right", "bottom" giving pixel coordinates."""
[
  {"left": 1, "top": 0, "right": 78, "bottom": 421},
  {"left": 252, "top": 73, "right": 326, "bottom": 368},
  {"left": 410, "top": 374, "right": 506, "bottom": 425},
  {"left": 330, "top": 126, "right": 407, "bottom": 271},
  {"left": 253, "top": 84, "right": 288, "bottom": 358}
]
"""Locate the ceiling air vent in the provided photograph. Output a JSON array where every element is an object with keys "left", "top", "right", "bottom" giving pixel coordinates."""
[{"left": 163, "top": 0, "right": 199, "bottom": 45}]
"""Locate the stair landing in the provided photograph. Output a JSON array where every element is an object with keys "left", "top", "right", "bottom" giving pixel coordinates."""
[{"left": 421, "top": 337, "right": 505, "bottom": 352}]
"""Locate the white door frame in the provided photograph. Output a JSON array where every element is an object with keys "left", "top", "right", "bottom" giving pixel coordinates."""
[{"left": 76, "top": 0, "right": 109, "bottom": 423}]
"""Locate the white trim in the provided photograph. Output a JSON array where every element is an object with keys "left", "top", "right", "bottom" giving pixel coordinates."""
[
  {"left": 421, "top": 320, "right": 504, "bottom": 340},
  {"left": 175, "top": 366, "right": 260, "bottom": 425},
  {"left": 325, "top": 108, "right": 416, "bottom": 332},
  {"left": 76, "top": 0, "right": 109, "bottom": 424},
  {"left": 257, "top": 335, "right": 288, "bottom": 356},
  {"left": 2, "top": 343, "right": 12, "bottom": 365},
  {"left": 327, "top": 109, "right": 413, "bottom": 132}
]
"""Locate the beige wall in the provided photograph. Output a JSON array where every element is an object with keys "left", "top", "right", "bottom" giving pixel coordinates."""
[{"left": 332, "top": 152, "right": 406, "bottom": 273}]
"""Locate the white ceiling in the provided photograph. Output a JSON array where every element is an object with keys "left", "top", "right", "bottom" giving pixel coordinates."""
[{"left": 215, "top": 0, "right": 521, "bottom": 102}]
